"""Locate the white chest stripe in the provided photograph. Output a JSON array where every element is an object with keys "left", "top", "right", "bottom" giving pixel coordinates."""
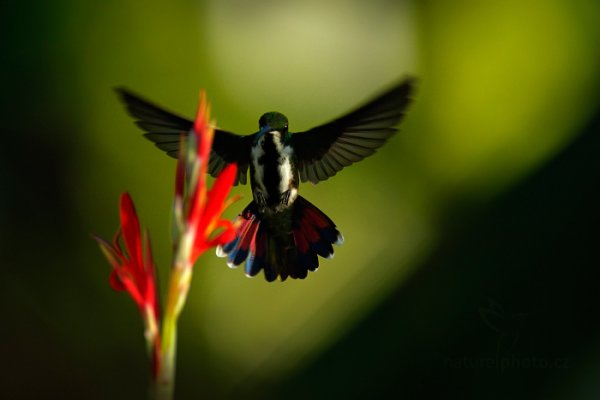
[
  {"left": 280, "top": 147, "right": 295, "bottom": 191},
  {"left": 271, "top": 134, "right": 293, "bottom": 194}
]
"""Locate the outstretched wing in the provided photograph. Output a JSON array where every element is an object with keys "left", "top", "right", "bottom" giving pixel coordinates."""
[
  {"left": 116, "top": 88, "right": 253, "bottom": 185},
  {"left": 290, "top": 78, "right": 415, "bottom": 184}
]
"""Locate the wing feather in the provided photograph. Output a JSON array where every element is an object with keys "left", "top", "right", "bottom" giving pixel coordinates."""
[
  {"left": 116, "top": 87, "right": 252, "bottom": 185},
  {"left": 290, "top": 78, "right": 415, "bottom": 184}
]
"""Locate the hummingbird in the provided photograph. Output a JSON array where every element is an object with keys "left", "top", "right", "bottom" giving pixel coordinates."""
[{"left": 116, "top": 77, "right": 415, "bottom": 282}]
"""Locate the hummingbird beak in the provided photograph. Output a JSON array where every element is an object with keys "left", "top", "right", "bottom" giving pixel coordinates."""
[{"left": 258, "top": 125, "right": 271, "bottom": 136}]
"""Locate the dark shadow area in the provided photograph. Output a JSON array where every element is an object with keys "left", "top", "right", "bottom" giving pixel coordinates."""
[{"left": 267, "top": 103, "right": 600, "bottom": 400}]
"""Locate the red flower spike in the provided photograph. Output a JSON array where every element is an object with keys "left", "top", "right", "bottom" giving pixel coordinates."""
[
  {"left": 94, "top": 193, "right": 159, "bottom": 321},
  {"left": 143, "top": 232, "right": 159, "bottom": 320},
  {"left": 120, "top": 193, "right": 143, "bottom": 270},
  {"left": 181, "top": 92, "right": 239, "bottom": 264},
  {"left": 193, "top": 91, "right": 214, "bottom": 170}
]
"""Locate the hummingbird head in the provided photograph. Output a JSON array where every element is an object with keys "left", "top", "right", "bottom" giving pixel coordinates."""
[{"left": 259, "top": 112, "right": 288, "bottom": 134}]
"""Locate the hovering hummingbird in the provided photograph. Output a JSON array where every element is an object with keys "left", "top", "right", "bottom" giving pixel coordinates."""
[{"left": 116, "top": 78, "right": 415, "bottom": 282}]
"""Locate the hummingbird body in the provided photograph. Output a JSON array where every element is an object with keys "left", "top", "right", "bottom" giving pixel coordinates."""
[
  {"left": 250, "top": 127, "right": 299, "bottom": 213},
  {"left": 117, "top": 78, "right": 415, "bottom": 281}
]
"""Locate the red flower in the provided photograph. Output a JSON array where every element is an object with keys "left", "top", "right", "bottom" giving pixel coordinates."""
[
  {"left": 94, "top": 193, "right": 159, "bottom": 322},
  {"left": 94, "top": 89, "right": 239, "bottom": 388},
  {"left": 174, "top": 91, "right": 239, "bottom": 263}
]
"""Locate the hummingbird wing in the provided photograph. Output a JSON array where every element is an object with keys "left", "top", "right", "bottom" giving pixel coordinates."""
[
  {"left": 116, "top": 88, "right": 253, "bottom": 185},
  {"left": 290, "top": 78, "right": 415, "bottom": 184}
]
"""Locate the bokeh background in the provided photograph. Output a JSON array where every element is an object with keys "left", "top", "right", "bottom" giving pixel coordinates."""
[{"left": 2, "top": 0, "right": 600, "bottom": 398}]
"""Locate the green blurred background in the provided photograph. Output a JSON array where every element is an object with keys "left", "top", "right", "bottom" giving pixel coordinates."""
[{"left": 2, "top": 0, "right": 600, "bottom": 398}]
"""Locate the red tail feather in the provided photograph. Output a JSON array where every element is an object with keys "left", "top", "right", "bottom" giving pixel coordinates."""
[{"left": 216, "top": 196, "right": 343, "bottom": 281}]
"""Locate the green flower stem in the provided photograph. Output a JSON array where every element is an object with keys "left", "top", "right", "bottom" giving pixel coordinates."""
[{"left": 154, "top": 251, "right": 193, "bottom": 400}]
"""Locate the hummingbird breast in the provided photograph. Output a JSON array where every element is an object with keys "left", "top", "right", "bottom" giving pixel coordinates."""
[{"left": 250, "top": 131, "right": 299, "bottom": 212}]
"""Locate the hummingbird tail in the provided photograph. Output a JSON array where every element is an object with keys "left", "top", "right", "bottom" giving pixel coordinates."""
[
  {"left": 287, "top": 196, "right": 344, "bottom": 279},
  {"left": 217, "top": 196, "right": 343, "bottom": 282}
]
